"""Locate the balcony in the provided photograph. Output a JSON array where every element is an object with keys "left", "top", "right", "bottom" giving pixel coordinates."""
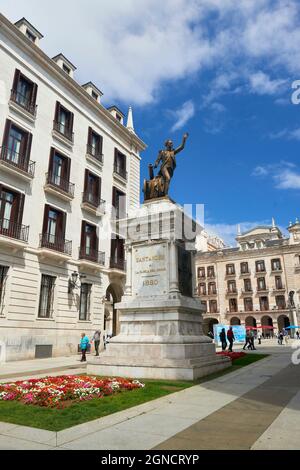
[
  {"left": 225, "top": 271, "right": 236, "bottom": 278},
  {"left": 240, "top": 269, "right": 251, "bottom": 277},
  {"left": 109, "top": 257, "right": 126, "bottom": 272},
  {"left": 38, "top": 233, "right": 72, "bottom": 261},
  {"left": 256, "top": 287, "right": 269, "bottom": 294},
  {"left": 272, "top": 286, "right": 286, "bottom": 293},
  {"left": 78, "top": 247, "right": 105, "bottom": 270},
  {"left": 240, "top": 288, "right": 253, "bottom": 295},
  {"left": 271, "top": 267, "right": 283, "bottom": 273},
  {"left": 0, "top": 218, "right": 29, "bottom": 249},
  {"left": 113, "top": 163, "right": 127, "bottom": 183},
  {"left": 9, "top": 89, "right": 37, "bottom": 122},
  {"left": 207, "top": 274, "right": 216, "bottom": 280},
  {"left": 86, "top": 144, "right": 103, "bottom": 168},
  {"left": 52, "top": 120, "right": 74, "bottom": 148},
  {"left": 0, "top": 147, "right": 35, "bottom": 181},
  {"left": 226, "top": 288, "right": 238, "bottom": 296},
  {"left": 44, "top": 173, "right": 75, "bottom": 201},
  {"left": 255, "top": 269, "right": 266, "bottom": 276},
  {"left": 81, "top": 192, "right": 105, "bottom": 216}
]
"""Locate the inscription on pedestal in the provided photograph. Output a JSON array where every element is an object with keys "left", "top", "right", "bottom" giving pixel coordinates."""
[{"left": 132, "top": 243, "right": 168, "bottom": 297}]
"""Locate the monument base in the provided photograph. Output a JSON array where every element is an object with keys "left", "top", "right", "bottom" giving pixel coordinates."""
[{"left": 87, "top": 297, "right": 230, "bottom": 381}]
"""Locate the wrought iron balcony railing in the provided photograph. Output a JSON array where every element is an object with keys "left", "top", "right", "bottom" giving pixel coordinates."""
[
  {"left": 0, "top": 218, "right": 29, "bottom": 242},
  {"left": 53, "top": 120, "right": 74, "bottom": 142},
  {"left": 82, "top": 192, "right": 105, "bottom": 212},
  {"left": 110, "top": 257, "right": 126, "bottom": 271},
  {"left": 45, "top": 172, "right": 75, "bottom": 197},
  {"left": 0, "top": 146, "right": 35, "bottom": 177},
  {"left": 79, "top": 247, "right": 105, "bottom": 265},
  {"left": 86, "top": 144, "right": 103, "bottom": 163},
  {"left": 113, "top": 163, "right": 127, "bottom": 180},
  {"left": 39, "top": 233, "right": 72, "bottom": 255},
  {"left": 10, "top": 89, "right": 37, "bottom": 116}
]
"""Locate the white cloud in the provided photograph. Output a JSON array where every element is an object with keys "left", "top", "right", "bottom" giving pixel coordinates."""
[
  {"left": 252, "top": 161, "right": 300, "bottom": 190},
  {"left": 269, "top": 127, "right": 300, "bottom": 140},
  {"left": 1, "top": 0, "right": 300, "bottom": 105},
  {"left": 249, "top": 71, "right": 287, "bottom": 95},
  {"left": 170, "top": 100, "right": 195, "bottom": 132}
]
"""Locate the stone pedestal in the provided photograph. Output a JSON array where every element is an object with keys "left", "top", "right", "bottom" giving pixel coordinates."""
[{"left": 88, "top": 198, "right": 230, "bottom": 380}]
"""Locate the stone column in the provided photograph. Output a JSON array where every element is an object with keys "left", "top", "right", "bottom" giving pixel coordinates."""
[
  {"left": 124, "top": 244, "right": 132, "bottom": 296},
  {"left": 169, "top": 240, "right": 179, "bottom": 294}
]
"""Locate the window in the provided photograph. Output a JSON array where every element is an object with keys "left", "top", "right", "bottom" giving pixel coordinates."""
[
  {"left": 227, "top": 280, "right": 236, "bottom": 293},
  {"left": 276, "top": 295, "right": 286, "bottom": 309},
  {"left": 201, "top": 301, "right": 207, "bottom": 313},
  {"left": 259, "top": 296, "right": 269, "bottom": 311},
  {"left": 208, "top": 282, "right": 216, "bottom": 295},
  {"left": 87, "top": 127, "right": 103, "bottom": 161},
  {"left": 271, "top": 258, "right": 282, "bottom": 271},
  {"left": 244, "top": 278, "right": 252, "bottom": 292},
  {"left": 0, "top": 184, "right": 25, "bottom": 240},
  {"left": 207, "top": 266, "right": 215, "bottom": 278},
  {"left": 83, "top": 170, "right": 101, "bottom": 207},
  {"left": 112, "top": 187, "right": 126, "bottom": 219},
  {"left": 26, "top": 29, "right": 36, "bottom": 42},
  {"left": 275, "top": 276, "right": 283, "bottom": 290},
  {"left": 47, "top": 148, "right": 72, "bottom": 195},
  {"left": 198, "top": 267, "right": 205, "bottom": 279},
  {"left": 110, "top": 236, "right": 125, "bottom": 270},
  {"left": 62, "top": 63, "right": 71, "bottom": 75},
  {"left": 244, "top": 297, "right": 253, "bottom": 311},
  {"left": 54, "top": 102, "right": 74, "bottom": 141},
  {"left": 257, "top": 277, "right": 266, "bottom": 291},
  {"left": 11, "top": 69, "right": 38, "bottom": 114},
  {"left": 114, "top": 148, "right": 127, "bottom": 179},
  {"left": 116, "top": 114, "right": 122, "bottom": 122},
  {"left": 209, "top": 300, "right": 218, "bottom": 313},
  {"left": 79, "top": 283, "right": 92, "bottom": 321},
  {"left": 256, "top": 260, "right": 265, "bottom": 272},
  {"left": 2, "top": 120, "right": 33, "bottom": 171},
  {"left": 229, "top": 298, "right": 238, "bottom": 312},
  {"left": 198, "top": 283, "right": 206, "bottom": 295},
  {"left": 0, "top": 265, "right": 9, "bottom": 311},
  {"left": 80, "top": 221, "right": 98, "bottom": 261},
  {"left": 226, "top": 264, "right": 235, "bottom": 275},
  {"left": 240, "top": 262, "right": 249, "bottom": 274},
  {"left": 38, "top": 275, "right": 56, "bottom": 318},
  {"left": 41, "top": 205, "right": 68, "bottom": 253},
  {"left": 91, "top": 91, "right": 99, "bottom": 100}
]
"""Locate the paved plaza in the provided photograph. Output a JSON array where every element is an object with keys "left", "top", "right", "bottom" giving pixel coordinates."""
[{"left": 0, "top": 341, "right": 299, "bottom": 450}]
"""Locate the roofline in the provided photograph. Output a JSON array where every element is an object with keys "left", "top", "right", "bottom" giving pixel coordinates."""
[
  {"left": 14, "top": 17, "right": 44, "bottom": 39},
  {"left": 0, "top": 13, "right": 146, "bottom": 151},
  {"left": 107, "top": 105, "right": 125, "bottom": 118},
  {"left": 237, "top": 225, "right": 282, "bottom": 238},
  {"left": 82, "top": 81, "right": 103, "bottom": 97},
  {"left": 52, "top": 53, "right": 77, "bottom": 71}
]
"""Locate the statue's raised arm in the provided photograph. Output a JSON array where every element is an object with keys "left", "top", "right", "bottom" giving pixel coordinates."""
[{"left": 174, "top": 132, "right": 189, "bottom": 155}]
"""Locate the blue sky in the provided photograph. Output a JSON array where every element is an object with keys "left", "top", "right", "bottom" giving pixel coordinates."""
[{"left": 2, "top": 0, "right": 300, "bottom": 245}]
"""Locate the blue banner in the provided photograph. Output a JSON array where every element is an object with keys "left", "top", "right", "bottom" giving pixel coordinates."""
[{"left": 213, "top": 324, "right": 246, "bottom": 345}]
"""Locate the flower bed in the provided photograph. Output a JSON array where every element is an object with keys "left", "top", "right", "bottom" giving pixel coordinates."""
[
  {"left": 217, "top": 351, "right": 246, "bottom": 361},
  {"left": 0, "top": 375, "right": 144, "bottom": 408}
]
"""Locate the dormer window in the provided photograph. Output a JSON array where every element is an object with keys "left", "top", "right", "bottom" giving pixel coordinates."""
[
  {"left": 82, "top": 82, "right": 103, "bottom": 103},
  {"left": 26, "top": 29, "right": 36, "bottom": 43},
  {"left": 52, "top": 54, "right": 76, "bottom": 78},
  {"left": 62, "top": 64, "right": 71, "bottom": 75},
  {"left": 108, "top": 106, "right": 125, "bottom": 125},
  {"left": 92, "top": 91, "right": 99, "bottom": 100}
]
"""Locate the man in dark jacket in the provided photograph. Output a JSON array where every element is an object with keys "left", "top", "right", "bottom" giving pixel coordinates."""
[
  {"left": 91, "top": 329, "right": 101, "bottom": 356},
  {"left": 219, "top": 328, "right": 227, "bottom": 351},
  {"left": 227, "top": 327, "right": 235, "bottom": 352}
]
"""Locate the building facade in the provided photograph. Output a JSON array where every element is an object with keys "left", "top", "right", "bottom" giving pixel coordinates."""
[
  {"left": 195, "top": 222, "right": 300, "bottom": 336},
  {"left": 0, "top": 15, "right": 146, "bottom": 361}
]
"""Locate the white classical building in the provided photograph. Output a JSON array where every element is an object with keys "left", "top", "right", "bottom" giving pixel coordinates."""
[
  {"left": 0, "top": 15, "right": 146, "bottom": 361},
  {"left": 196, "top": 221, "right": 300, "bottom": 335}
]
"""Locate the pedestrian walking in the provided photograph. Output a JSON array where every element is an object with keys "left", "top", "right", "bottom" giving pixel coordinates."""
[
  {"left": 227, "top": 327, "right": 235, "bottom": 352},
  {"left": 80, "top": 332, "right": 90, "bottom": 362},
  {"left": 283, "top": 329, "right": 289, "bottom": 345},
  {"left": 296, "top": 330, "right": 300, "bottom": 340},
  {"left": 278, "top": 331, "right": 284, "bottom": 345},
  {"left": 91, "top": 329, "right": 101, "bottom": 356},
  {"left": 257, "top": 332, "right": 262, "bottom": 345},
  {"left": 243, "top": 330, "right": 251, "bottom": 350},
  {"left": 219, "top": 328, "right": 227, "bottom": 351},
  {"left": 249, "top": 329, "right": 256, "bottom": 350}
]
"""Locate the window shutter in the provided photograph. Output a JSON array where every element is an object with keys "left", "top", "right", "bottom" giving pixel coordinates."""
[
  {"left": 12, "top": 69, "right": 21, "bottom": 91},
  {"left": 65, "top": 156, "right": 71, "bottom": 181},
  {"left": 17, "top": 192, "right": 25, "bottom": 226},
  {"left": 48, "top": 147, "right": 55, "bottom": 173},
  {"left": 98, "top": 176, "right": 101, "bottom": 199},
  {"left": 99, "top": 134, "right": 103, "bottom": 154},
  {"left": 42, "top": 204, "right": 50, "bottom": 234},
  {"left": 31, "top": 83, "right": 38, "bottom": 107},
  {"left": 88, "top": 127, "right": 93, "bottom": 146},
  {"left": 69, "top": 112, "right": 74, "bottom": 134},
  {"left": 114, "top": 148, "right": 118, "bottom": 166},
  {"left": 25, "top": 132, "right": 33, "bottom": 164},
  {"left": 112, "top": 186, "right": 117, "bottom": 207},
  {"left": 2, "top": 119, "right": 12, "bottom": 148},
  {"left": 81, "top": 220, "right": 86, "bottom": 248},
  {"left": 61, "top": 211, "right": 67, "bottom": 239},
  {"left": 54, "top": 102, "right": 60, "bottom": 122},
  {"left": 84, "top": 169, "right": 89, "bottom": 192}
]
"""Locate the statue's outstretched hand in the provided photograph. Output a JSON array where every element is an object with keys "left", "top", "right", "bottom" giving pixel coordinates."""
[{"left": 183, "top": 132, "right": 189, "bottom": 140}]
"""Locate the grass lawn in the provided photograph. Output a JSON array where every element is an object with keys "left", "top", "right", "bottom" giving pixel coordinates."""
[{"left": 0, "top": 353, "right": 268, "bottom": 431}]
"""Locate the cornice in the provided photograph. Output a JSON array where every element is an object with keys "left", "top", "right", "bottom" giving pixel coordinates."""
[{"left": 0, "top": 14, "right": 147, "bottom": 152}]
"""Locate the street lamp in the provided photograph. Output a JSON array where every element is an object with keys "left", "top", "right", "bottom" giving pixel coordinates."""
[{"left": 68, "top": 271, "right": 86, "bottom": 293}]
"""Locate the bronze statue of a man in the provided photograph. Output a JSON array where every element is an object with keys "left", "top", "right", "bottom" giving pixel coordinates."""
[
  {"left": 143, "top": 132, "right": 189, "bottom": 201},
  {"left": 153, "top": 133, "right": 189, "bottom": 196}
]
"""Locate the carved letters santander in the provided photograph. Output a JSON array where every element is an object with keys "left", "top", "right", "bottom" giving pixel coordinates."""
[{"left": 132, "top": 243, "right": 168, "bottom": 297}]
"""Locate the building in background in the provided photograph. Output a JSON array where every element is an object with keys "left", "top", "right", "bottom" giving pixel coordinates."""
[
  {"left": 0, "top": 15, "right": 146, "bottom": 361},
  {"left": 195, "top": 220, "right": 300, "bottom": 336},
  {"left": 196, "top": 229, "right": 225, "bottom": 252}
]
